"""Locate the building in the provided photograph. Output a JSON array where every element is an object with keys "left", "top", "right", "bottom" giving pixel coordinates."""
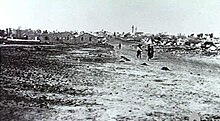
[{"left": 75, "top": 33, "right": 98, "bottom": 44}]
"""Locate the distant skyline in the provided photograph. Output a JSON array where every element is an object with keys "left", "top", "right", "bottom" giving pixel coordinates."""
[{"left": 0, "top": 0, "right": 220, "bottom": 36}]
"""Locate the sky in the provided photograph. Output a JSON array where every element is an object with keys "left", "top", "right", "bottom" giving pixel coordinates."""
[{"left": 0, "top": 0, "right": 220, "bottom": 36}]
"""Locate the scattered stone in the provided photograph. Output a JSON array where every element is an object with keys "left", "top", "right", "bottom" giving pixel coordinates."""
[
  {"left": 121, "top": 56, "right": 131, "bottom": 61},
  {"left": 146, "top": 112, "right": 153, "bottom": 116},
  {"left": 153, "top": 79, "right": 164, "bottom": 82},
  {"left": 197, "top": 74, "right": 200, "bottom": 76},
  {"left": 213, "top": 115, "right": 220, "bottom": 119},
  {"left": 119, "top": 59, "right": 125, "bottom": 62},
  {"left": 161, "top": 67, "right": 170, "bottom": 71},
  {"left": 141, "top": 63, "right": 149, "bottom": 66},
  {"left": 183, "top": 116, "right": 189, "bottom": 120},
  {"left": 68, "top": 110, "right": 75, "bottom": 113}
]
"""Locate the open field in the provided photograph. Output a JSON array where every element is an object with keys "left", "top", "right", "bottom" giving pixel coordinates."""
[{"left": 0, "top": 41, "right": 220, "bottom": 121}]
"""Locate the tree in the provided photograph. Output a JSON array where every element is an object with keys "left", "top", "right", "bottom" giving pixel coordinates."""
[
  {"left": 210, "top": 33, "right": 213, "bottom": 38},
  {"left": 43, "top": 30, "right": 48, "bottom": 34},
  {"left": 36, "top": 29, "right": 42, "bottom": 34},
  {"left": 197, "top": 33, "right": 203, "bottom": 38}
]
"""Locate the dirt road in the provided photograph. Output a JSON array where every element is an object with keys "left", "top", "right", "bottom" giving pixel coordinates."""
[{"left": 1, "top": 43, "right": 220, "bottom": 120}]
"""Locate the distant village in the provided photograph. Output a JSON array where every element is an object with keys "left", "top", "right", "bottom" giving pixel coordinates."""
[{"left": 0, "top": 26, "right": 220, "bottom": 53}]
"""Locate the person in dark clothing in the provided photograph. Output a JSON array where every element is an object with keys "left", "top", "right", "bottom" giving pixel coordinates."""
[
  {"left": 119, "top": 43, "right": 121, "bottom": 49},
  {"left": 137, "top": 49, "right": 142, "bottom": 59},
  {"left": 150, "top": 46, "right": 154, "bottom": 59},
  {"left": 148, "top": 45, "right": 154, "bottom": 61},
  {"left": 137, "top": 45, "right": 142, "bottom": 59},
  {"left": 147, "top": 45, "right": 151, "bottom": 61}
]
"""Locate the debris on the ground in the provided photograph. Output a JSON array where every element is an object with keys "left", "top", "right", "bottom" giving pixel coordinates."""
[
  {"left": 161, "top": 67, "right": 170, "bottom": 71},
  {"left": 141, "top": 63, "right": 149, "bottom": 66},
  {"left": 121, "top": 56, "right": 131, "bottom": 61}
]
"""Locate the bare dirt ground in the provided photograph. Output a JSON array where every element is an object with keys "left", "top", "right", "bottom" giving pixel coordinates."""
[{"left": 0, "top": 41, "right": 220, "bottom": 121}]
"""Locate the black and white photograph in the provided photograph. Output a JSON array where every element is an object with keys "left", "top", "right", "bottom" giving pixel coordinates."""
[{"left": 0, "top": 0, "right": 220, "bottom": 120}]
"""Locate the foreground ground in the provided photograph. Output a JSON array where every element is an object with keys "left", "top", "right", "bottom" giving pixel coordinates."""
[{"left": 0, "top": 41, "right": 220, "bottom": 121}]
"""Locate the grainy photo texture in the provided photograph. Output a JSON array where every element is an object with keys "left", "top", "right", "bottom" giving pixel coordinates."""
[{"left": 0, "top": 0, "right": 220, "bottom": 121}]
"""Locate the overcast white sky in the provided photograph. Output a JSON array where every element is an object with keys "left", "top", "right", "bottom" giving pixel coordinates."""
[{"left": 0, "top": 0, "right": 220, "bottom": 36}]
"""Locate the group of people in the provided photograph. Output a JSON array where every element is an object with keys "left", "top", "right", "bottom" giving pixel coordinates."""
[
  {"left": 136, "top": 44, "right": 154, "bottom": 61},
  {"left": 117, "top": 43, "right": 154, "bottom": 61}
]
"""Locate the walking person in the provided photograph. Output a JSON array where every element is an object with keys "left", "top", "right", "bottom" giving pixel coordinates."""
[
  {"left": 150, "top": 45, "right": 154, "bottom": 59},
  {"left": 148, "top": 45, "right": 154, "bottom": 61},
  {"left": 147, "top": 44, "right": 151, "bottom": 61},
  {"left": 118, "top": 43, "right": 121, "bottom": 49},
  {"left": 136, "top": 44, "right": 142, "bottom": 59}
]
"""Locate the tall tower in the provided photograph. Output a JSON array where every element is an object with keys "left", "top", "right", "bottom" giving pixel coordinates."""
[{"left": 132, "top": 25, "right": 134, "bottom": 33}]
